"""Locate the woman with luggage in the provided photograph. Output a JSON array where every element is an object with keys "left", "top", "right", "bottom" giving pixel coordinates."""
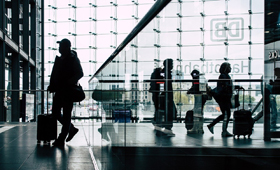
[{"left": 207, "top": 62, "right": 243, "bottom": 137}]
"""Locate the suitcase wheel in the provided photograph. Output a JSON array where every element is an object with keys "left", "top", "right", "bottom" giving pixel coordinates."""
[
  {"left": 43, "top": 140, "right": 51, "bottom": 145},
  {"left": 234, "top": 135, "right": 240, "bottom": 139}
]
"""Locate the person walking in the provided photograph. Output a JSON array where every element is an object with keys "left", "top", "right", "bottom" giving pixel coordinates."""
[
  {"left": 207, "top": 62, "right": 243, "bottom": 137},
  {"left": 48, "top": 38, "right": 84, "bottom": 146},
  {"left": 160, "top": 58, "right": 177, "bottom": 136}
]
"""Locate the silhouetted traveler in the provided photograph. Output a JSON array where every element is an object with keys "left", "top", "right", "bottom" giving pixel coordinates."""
[
  {"left": 207, "top": 62, "right": 243, "bottom": 137},
  {"left": 269, "top": 67, "right": 280, "bottom": 130},
  {"left": 149, "top": 67, "right": 163, "bottom": 124},
  {"left": 48, "top": 38, "right": 83, "bottom": 146},
  {"left": 187, "top": 70, "right": 210, "bottom": 134},
  {"left": 159, "top": 58, "right": 176, "bottom": 136}
]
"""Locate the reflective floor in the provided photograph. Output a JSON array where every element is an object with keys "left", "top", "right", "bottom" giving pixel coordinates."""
[{"left": 0, "top": 122, "right": 280, "bottom": 170}]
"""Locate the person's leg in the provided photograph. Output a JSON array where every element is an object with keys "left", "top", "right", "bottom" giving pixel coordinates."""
[
  {"left": 58, "top": 100, "right": 74, "bottom": 141},
  {"left": 162, "top": 99, "right": 175, "bottom": 136},
  {"left": 207, "top": 103, "right": 225, "bottom": 134},
  {"left": 52, "top": 92, "right": 77, "bottom": 137},
  {"left": 165, "top": 100, "right": 174, "bottom": 130},
  {"left": 270, "top": 97, "right": 278, "bottom": 129},
  {"left": 52, "top": 92, "right": 63, "bottom": 124},
  {"left": 220, "top": 102, "right": 233, "bottom": 137},
  {"left": 152, "top": 93, "right": 159, "bottom": 123}
]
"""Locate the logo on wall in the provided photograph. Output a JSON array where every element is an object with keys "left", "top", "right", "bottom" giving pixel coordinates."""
[
  {"left": 211, "top": 18, "right": 244, "bottom": 42},
  {"left": 269, "top": 50, "right": 279, "bottom": 59}
]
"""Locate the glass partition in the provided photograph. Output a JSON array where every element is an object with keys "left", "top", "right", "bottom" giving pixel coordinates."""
[{"left": 89, "top": 0, "right": 265, "bottom": 147}]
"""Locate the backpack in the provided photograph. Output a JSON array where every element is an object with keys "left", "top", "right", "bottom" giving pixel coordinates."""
[{"left": 149, "top": 67, "right": 164, "bottom": 93}]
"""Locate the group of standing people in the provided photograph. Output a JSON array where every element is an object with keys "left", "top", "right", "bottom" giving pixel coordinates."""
[{"left": 151, "top": 61, "right": 244, "bottom": 137}]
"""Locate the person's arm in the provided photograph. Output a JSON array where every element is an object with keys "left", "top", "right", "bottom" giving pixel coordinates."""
[
  {"left": 234, "top": 85, "right": 244, "bottom": 90},
  {"left": 68, "top": 56, "right": 84, "bottom": 85},
  {"left": 48, "top": 56, "right": 58, "bottom": 92}
]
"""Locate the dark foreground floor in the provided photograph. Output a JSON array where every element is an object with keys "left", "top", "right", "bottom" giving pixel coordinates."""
[{"left": 0, "top": 122, "right": 280, "bottom": 170}]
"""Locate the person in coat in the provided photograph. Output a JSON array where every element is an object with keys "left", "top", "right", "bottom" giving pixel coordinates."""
[{"left": 48, "top": 38, "right": 83, "bottom": 146}]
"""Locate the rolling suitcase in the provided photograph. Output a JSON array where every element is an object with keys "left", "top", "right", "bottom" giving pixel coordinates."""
[
  {"left": 185, "top": 110, "right": 193, "bottom": 130},
  {"left": 154, "top": 94, "right": 167, "bottom": 129},
  {"left": 233, "top": 89, "right": 254, "bottom": 139},
  {"left": 37, "top": 92, "right": 57, "bottom": 145}
]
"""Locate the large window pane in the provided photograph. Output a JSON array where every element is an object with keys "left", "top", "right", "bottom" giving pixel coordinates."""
[
  {"left": 204, "top": 46, "right": 226, "bottom": 60},
  {"left": 182, "top": 32, "right": 201, "bottom": 45},
  {"left": 76, "top": 7, "right": 91, "bottom": 20},
  {"left": 138, "top": 32, "right": 155, "bottom": 46},
  {"left": 117, "top": 5, "right": 134, "bottom": 19},
  {"left": 96, "top": 6, "right": 112, "bottom": 20},
  {"left": 138, "top": 61, "right": 156, "bottom": 76},
  {"left": 252, "top": 14, "right": 265, "bottom": 29},
  {"left": 252, "top": 44, "right": 264, "bottom": 59},
  {"left": 228, "top": 0, "right": 250, "bottom": 14},
  {"left": 160, "top": 18, "right": 177, "bottom": 32},
  {"left": 96, "top": 35, "right": 112, "bottom": 48},
  {"left": 76, "top": 36, "right": 91, "bottom": 48},
  {"left": 159, "top": 2, "right": 177, "bottom": 17},
  {"left": 76, "top": 0, "right": 91, "bottom": 7},
  {"left": 117, "top": 20, "right": 135, "bottom": 33},
  {"left": 76, "top": 21, "right": 91, "bottom": 34},
  {"left": 182, "top": 2, "right": 202, "bottom": 16},
  {"left": 138, "top": 47, "right": 155, "bottom": 61},
  {"left": 182, "top": 17, "right": 201, "bottom": 31},
  {"left": 181, "top": 46, "right": 202, "bottom": 61},
  {"left": 160, "top": 32, "right": 177, "bottom": 46},
  {"left": 228, "top": 45, "right": 250, "bottom": 59},
  {"left": 138, "top": 4, "right": 154, "bottom": 18},
  {"left": 96, "top": 0, "right": 111, "bottom": 6},
  {"left": 252, "top": 0, "right": 264, "bottom": 13},
  {"left": 159, "top": 47, "right": 177, "bottom": 61},
  {"left": 251, "top": 29, "right": 264, "bottom": 43},
  {"left": 56, "top": 9, "right": 70, "bottom": 21},
  {"left": 96, "top": 21, "right": 112, "bottom": 34},
  {"left": 204, "top": 1, "right": 225, "bottom": 15}
]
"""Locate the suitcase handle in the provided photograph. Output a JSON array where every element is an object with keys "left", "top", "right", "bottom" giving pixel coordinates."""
[
  {"left": 46, "top": 91, "right": 51, "bottom": 115},
  {"left": 237, "top": 88, "right": 245, "bottom": 110}
]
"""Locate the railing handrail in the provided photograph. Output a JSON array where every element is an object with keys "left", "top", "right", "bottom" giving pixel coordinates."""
[
  {"left": 88, "top": 0, "right": 171, "bottom": 83},
  {"left": 90, "top": 79, "right": 264, "bottom": 83}
]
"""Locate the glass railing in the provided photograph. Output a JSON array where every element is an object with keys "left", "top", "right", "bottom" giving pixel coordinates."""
[{"left": 87, "top": 0, "right": 270, "bottom": 147}]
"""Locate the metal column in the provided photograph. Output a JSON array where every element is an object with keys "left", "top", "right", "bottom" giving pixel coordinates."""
[
  {"left": 0, "top": 0, "right": 6, "bottom": 121},
  {"left": 11, "top": 0, "right": 20, "bottom": 122}
]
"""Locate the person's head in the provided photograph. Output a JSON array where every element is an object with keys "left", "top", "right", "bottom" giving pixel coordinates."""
[
  {"left": 219, "top": 62, "right": 231, "bottom": 74},
  {"left": 57, "top": 38, "right": 71, "bottom": 56},
  {"left": 163, "top": 58, "right": 173, "bottom": 70},
  {"left": 275, "top": 68, "right": 280, "bottom": 77},
  {"left": 190, "top": 69, "right": 200, "bottom": 79}
]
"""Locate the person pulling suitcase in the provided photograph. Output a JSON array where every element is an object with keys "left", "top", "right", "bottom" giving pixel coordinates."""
[{"left": 47, "top": 38, "right": 84, "bottom": 146}]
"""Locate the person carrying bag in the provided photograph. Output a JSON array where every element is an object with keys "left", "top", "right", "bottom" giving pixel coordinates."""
[
  {"left": 207, "top": 62, "right": 243, "bottom": 137},
  {"left": 47, "top": 38, "right": 84, "bottom": 146}
]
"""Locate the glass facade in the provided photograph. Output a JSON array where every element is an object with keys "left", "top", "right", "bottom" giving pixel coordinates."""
[
  {"left": 86, "top": 0, "right": 266, "bottom": 147},
  {"left": 44, "top": 0, "right": 153, "bottom": 89},
  {"left": 44, "top": 0, "right": 280, "bottom": 153},
  {"left": 0, "top": 0, "right": 43, "bottom": 122}
]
